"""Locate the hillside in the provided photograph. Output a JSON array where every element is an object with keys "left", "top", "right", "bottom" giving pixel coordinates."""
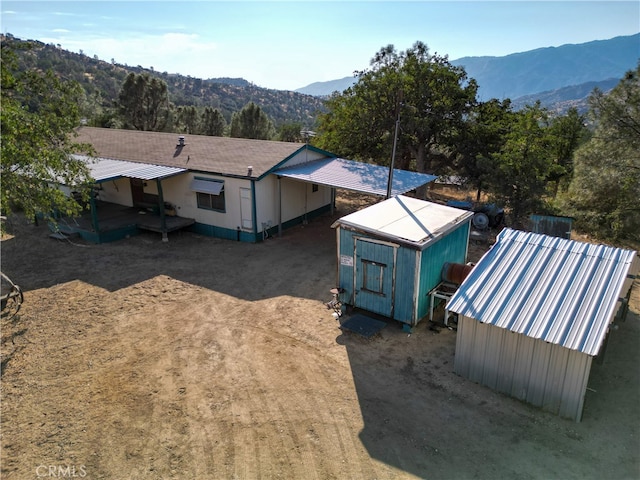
[
  {"left": 510, "top": 78, "right": 621, "bottom": 114},
  {"left": 3, "top": 34, "right": 326, "bottom": 128},
  {"left": 5, "top": 33, "right": 638, "bottom": 126}
]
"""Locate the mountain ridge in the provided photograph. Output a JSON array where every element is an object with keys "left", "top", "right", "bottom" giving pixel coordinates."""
[
  {"left": 4, "top": 32, "right": 638, "bottom": 127},
  {"left": 295, "top": 34, "right": 640, "bottom": 112}
]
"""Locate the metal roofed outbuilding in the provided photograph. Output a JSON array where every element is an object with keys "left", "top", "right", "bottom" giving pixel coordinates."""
[
  {"left": 332, "top": 195, "right": 474, "bottom": 329},
  {"left": 447, "top": 228, "right": 639, "bottom": 421}
]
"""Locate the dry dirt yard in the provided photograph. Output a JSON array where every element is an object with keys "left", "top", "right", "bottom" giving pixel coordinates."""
[{"left": 1, "top": 192, "right": 639, "bottom": 480}]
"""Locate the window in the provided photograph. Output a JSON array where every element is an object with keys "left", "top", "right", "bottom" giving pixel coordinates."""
[
  {"left": 191, "top": 178, "right": 225, "bottom": 212},
  {"left": 361, "top": 259, "right": 386, "bottom": 295},
  {"left": 312, "top": 183, "right": 319, "bottom": 193}
]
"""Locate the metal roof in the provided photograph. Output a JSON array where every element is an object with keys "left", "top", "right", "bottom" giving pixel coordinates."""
[
  {"left": 332, "top": 195, "right": 474, "bottom": 248},
  {"left": 447, "top": 228, "right": 639, "bottom": 356},
  {"left": 74, "top": 155, "right": 187, "bottom": 182},
  {"left": 274, "top": 158, "right": 437, "bottom": 197}
]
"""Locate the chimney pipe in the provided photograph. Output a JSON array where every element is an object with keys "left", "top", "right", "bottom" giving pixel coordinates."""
[
  {"left": 178, "top": 136, "right": 185, "bottom": 147},
  {"left": 247, "top": 166, "right": 253, "bottom": 176}
]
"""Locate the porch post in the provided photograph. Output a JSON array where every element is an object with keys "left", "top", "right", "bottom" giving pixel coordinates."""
[
  {"left": 89, "top": 188, "right": 99, "bottom": 233},
  {"left": 331, "top": 187, "right": 335, "bottom": 216},
  {"left": 156, "top": 179, "right": 168, "bottom": 242}
]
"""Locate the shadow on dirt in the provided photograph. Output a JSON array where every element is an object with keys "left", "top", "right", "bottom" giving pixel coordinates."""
[
  {"left": 336, "top": 300, "right": 640, "bottom": 479},
  {"left": 1, "top": 209, "right": 342, "bottom": 303}
]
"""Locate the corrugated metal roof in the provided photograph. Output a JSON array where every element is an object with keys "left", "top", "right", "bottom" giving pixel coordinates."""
[
  {"left": 332, "top": 195, "right": 474, "bottom": 248},
  {"left": 447, "top": 228, "right": 639, "bottom": 356},
  {"left": 274, "top": 158, "right": 437, "bottom": 197},
  {"left": 75, "top": 155, "right": 187, "bottom": 182}
]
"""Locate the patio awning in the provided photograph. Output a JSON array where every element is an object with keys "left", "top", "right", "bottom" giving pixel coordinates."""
[
  {"left": 74, "top": 155, "right": 187, "bottom": 182},
  {"left": 274, "top": 157, "right": 437, "bottom": 197}
]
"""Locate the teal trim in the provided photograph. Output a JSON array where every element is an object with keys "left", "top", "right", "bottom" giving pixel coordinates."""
[
  {"left": 190, "top": 223, "right": 246, "bottom": 241},
  {"left": 251, "top": 180, "right": 257, "bottom": 235},
  {"left": 189, "top": 203, "right": 331, "bottom": 243},
  {"left": 259, "top": 145, "right": 338, "bottom": 180},
  {"left": 97, "top": 225, "right": 139, "bottom": 243},
  {"left": 415, "top": 221, "right": 471, "bottom": 322},
  {"left": 73, "top": 225, "right": 138, "bottom": 244}
]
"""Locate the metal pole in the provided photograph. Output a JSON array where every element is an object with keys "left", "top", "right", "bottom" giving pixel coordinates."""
[{"left": 386, "top": 113, "right": 401, "bottom": 199}]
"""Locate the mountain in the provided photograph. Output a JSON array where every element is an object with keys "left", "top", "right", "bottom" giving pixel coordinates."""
[
  {"left": 3, "top": 34, "right": 326, "bottom": 128},
  {"left": 510, "top": 78, "right": 621, "bottom": 114},
  {"left": 295, "top": 34, "right": 639, "bottom": 113},
  {"left": 451, "top": 34, "right": 639, "bottom": 101},
  {"left": 295, "top": 76, "right": 357, "bottom": 96},
  {"left": 5, "top": 33, "right": 638, "bottom": 128},
  {"left": 296, "top": 76, "right": 358, "bottom": 96}
]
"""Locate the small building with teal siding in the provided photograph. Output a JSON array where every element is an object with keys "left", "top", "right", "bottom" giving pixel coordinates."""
[{"left": 331, "top": 195, "right": 474, "bottom": 329}]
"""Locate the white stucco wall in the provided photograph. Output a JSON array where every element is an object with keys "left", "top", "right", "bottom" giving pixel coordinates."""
[
  {"left": 277, "top": 177, "right": 332, "bottom": 222},
  {"left": 92, "top": 166, "right": 332, "bottom": 235},
  {"left": 96, "top": 178, "right": 133, "bottom": 206}
]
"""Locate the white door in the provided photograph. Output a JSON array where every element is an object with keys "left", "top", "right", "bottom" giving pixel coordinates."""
[{"left": 239, "top": 188, "right": 253, "bottom": 230}]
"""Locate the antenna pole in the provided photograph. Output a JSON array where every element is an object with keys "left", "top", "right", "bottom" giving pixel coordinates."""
[{"left": 386, "top": 91, "right": 402, "bottom": 199}]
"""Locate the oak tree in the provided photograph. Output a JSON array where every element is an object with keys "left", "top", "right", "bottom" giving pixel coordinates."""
[
  {"left": 316, "top": 41, "right": 478, "bottom": 197},
  {"left": 561, "top": 65, "right": 640, "bottom": 240},
  {"left": 1, "top": 41, "right": 93, "bottom": 225}
]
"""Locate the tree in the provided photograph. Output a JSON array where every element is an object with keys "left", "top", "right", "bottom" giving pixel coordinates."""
[
  {"left": 546, "top": 107, "right": 588, "bottom": 195},
  {"left": 175, "top": 105, "right": 199, "bottom": 134},
  {"left": 277, "top": 122, "right": 305, "bottom": 142},
  {"left": 118, "top": 72, "right": 170, "bottom": 131},
  {"left": 483, "top": 103, "right": 554, "bottom": 226},
  {"left": 229, "top": 102, "right": 275, "bottom": 140},
  {"left": 560, "top": 65, "right": 640, "bottom": 241},
  {"left": 200, "top": 107, "right": 227, "bottom": 136},
  {"left": 455, "top": 98, "right": 514, "bottom": 201},
  {"left": 316, "top": 41, "right": 478, "bottom": 197},
  {"left": 1, "top": 41, "right": 93, "bottom": 225}
]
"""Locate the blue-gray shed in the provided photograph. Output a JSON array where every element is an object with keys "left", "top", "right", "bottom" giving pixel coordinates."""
[{"left": 331, "top": 195, "right": 474, "bottom": 329}]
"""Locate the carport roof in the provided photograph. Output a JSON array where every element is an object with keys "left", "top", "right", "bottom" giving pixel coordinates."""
[
  {"left": 74, "top": 155, "right": 187, "bottom": 182},
  {"left": 274, "top": 157, "right": 437, "bottom": 197}
]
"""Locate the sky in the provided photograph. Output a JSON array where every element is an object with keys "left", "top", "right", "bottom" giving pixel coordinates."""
[{"left": 1, "top": 1, "right": 639, "bottom": 91}]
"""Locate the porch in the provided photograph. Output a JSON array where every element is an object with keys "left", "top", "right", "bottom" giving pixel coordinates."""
[{"left": 53, "top": 201, "right": 196, "bottom": 243}]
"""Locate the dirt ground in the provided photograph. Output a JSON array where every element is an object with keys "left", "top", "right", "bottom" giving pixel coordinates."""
[{"left": 1, "top": 191, "right": 639, "bottom": 480}]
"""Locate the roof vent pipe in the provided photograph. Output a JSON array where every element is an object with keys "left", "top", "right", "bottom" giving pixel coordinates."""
[
  {"left": 178, "top": 136, "right": 185, "bottom": 147},
  {"left": 247, "top": 166, "right": 253, "bottom": 176}
]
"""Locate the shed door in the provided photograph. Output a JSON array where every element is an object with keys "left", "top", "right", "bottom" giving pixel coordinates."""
[{"left": 354, "top": 239, "right": 395, "bottom": 317}]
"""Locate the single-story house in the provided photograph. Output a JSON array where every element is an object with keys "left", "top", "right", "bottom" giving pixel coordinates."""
[
  {"left": 68, "top": 127, "right": 437, "bottom": 243},
  {"left": 446, "top": 228, "right": 639, "bottom": 421}
]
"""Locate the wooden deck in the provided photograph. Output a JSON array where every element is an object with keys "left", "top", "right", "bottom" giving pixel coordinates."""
[{"left": 56, "top": 201, "right": 195, "bottom": 238}]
